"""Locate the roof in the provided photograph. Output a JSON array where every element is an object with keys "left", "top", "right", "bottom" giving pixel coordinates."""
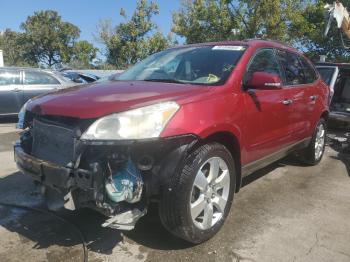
[
  {"left": 0, "top": 67, "right": 63, "bottom": 77},
  {"left": 0, "top": 66, "right": 53, "bottom": 72},
  {"left": 169, "top": 39, "right": 300, "bottom": 54}
]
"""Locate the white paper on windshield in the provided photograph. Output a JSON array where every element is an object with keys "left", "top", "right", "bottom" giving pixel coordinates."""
[{"left": 212, "top": 46, "right": 246, "bottom": 51}]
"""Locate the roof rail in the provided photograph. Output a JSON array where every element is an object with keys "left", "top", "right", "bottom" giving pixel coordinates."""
[{"left": 244, "top": 38, "right": 293, "bottom": 48}]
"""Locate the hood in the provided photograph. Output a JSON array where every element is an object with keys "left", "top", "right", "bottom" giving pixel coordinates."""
[{"left": 27, "top": 80, "right": 208, "bottom": 119}]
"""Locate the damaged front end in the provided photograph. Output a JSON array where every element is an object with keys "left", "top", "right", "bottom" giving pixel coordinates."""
[{"left": 15, "top": 111, "right": 197, "bottom": 230}]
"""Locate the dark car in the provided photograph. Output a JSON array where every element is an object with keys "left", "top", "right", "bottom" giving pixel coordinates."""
[
  {"left": 15, "top": 40, "right": 329, "bottom": 243},
  {"left": 61, "top": 71, "right": 100, "bottom": 84},
  {"left": 316, "top": 63, "right": 350, "bottom": 128},
  {"left": 0, "top": 67, "right": 76, "bottom": 116}
]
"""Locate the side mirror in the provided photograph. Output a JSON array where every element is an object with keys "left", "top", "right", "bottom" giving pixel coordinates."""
[{"left": 247, "top": 72, "right": 282, "bottom": 90}]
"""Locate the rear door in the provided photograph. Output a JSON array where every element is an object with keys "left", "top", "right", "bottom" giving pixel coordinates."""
[
  {"left": 242, "top": 48, "right": 294, "bottom": 163},
  {"left": 23, "top": 70, "right": 61, "bottom": 103},
  {"left": 276, "top": 50, "right": 316, "bottom": 142},
  {"left": 0, "top": 69, "right": 23, "bottom": 115}
]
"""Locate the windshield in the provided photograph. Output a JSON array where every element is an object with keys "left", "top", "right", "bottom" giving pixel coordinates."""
[
  {"left": 53, "top": 72, "right": 75, "bottom": 83},
  {"left": 117, "top": 45, "right": 246, "bottom": 85},
  {"left": 316, "top": 67, "right": 336, "bottom": 86}
]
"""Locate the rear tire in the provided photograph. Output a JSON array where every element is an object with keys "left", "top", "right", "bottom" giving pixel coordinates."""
[
  {"left": 159, "top": 142, "right": 236, "bottom": 244},
  {"left": 298, "top": 118, "right": 326, "bottom": 165}
]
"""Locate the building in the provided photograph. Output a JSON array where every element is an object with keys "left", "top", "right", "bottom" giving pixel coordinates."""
[{"left": 0, "top": 50, "right": 3, "bottom": 67}]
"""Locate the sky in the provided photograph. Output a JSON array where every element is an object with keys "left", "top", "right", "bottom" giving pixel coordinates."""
[{"left": 0, "top": 0, "right": 182, "bottom": 57}]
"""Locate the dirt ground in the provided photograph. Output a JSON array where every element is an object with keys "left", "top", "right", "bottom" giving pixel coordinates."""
[{"left": 0, "top": 118, "right": 349, "bottom": 262}]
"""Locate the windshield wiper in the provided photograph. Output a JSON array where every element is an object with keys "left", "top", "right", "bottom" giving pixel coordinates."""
[{"left": 144, "top": 78, "right": 184, "bottom": 84}]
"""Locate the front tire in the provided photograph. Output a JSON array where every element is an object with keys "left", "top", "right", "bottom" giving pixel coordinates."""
[
  {"left": 299, "top": 118, "right": 327, "bottom": 165},
  {"left": 159, "top": 142, "right": 236, "bottom": 244}
]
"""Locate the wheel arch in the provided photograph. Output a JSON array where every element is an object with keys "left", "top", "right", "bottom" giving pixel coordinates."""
[
  {"left": 321, "top": 110, "right": 329, "bottom": 122},
  {"left": 199, "top": 132, "right": 242, "bottom": 193}
]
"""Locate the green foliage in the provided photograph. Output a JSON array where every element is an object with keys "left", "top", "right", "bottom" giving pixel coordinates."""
[
  {"left": 21, "top": 10, "right": 80, "bottom": 68},
  {"left": 298, "top": 0, "right": 350, "bottom": 62},
  {"left": 172, "top": 0, "right": 350, "bottom": 62},
  {"left": 172, "top": 0, "right": 308, "bottom": 44},
  {"left": 0, "top": 10, "right": 98, "bottom": 68},
  {"left": 99, "top": 0, "right": 173, "bottom": 68},
  {"left": 69, "top": 40, "right": 98, "bottom": 69},
  {"left": 172, "top": 0, "right": 234, "bottom": 43},
  {"left": 3, "top": 1, "right": 350, "bottom": 68},
  {"left": 0, "top": 29, "right": 32, "bottom": 66}
]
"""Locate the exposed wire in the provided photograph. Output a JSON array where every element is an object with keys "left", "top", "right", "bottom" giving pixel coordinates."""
[{"left": 0, "top": 202, "right": 88, "bottom": 262}]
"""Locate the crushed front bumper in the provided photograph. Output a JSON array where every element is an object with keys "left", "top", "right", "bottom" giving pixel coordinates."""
[
  {"left": 14, "top": 130, "right": 198, "bottom": 228},
  {"left": 14, "top": 143, "right": 93, "bottom": 190}
]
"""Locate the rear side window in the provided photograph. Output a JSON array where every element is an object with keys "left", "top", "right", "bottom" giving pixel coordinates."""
[
  {"left": 276, "top": 50, "right": 305, "bottom": 85},
  {"left": 244, "top": 49, "right": 282, "bottom": 85},
  {"left": 24, "top": 71, "right": 60, "bottom": 85},
  {"left": 299, "top": 57, "right": 317, "bottom": 83},
  {"left": 0, "top": 70, "right": 20, "bottom": 86}
]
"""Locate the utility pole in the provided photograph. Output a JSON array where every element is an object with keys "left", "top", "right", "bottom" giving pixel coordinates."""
[{"left": 0, "top": 50, "right": 3, "bottom": 67}]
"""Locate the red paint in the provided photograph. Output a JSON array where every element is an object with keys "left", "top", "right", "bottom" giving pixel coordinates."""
[
  {"left": 27, "top": 40, "right": 329, "bottom": 166},
  {"left": 248, "top": 72, "right": 282, "bottom": 89}
]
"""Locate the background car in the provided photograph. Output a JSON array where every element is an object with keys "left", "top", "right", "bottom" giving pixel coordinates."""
[
  {"left": 316, "top": 63, "right": 350, "bottom": 128},
  {"left": 59, "top": 69, "right": 124, "bottom": 84},
  {"left": 0, "top": 67, "right": 76, "bottom": 116},
  {"left": 95, "top": 72, "right": 123, "bottom": 82},
  {"left": 61, "top": 70, "right": 100, "bottom": 83}
]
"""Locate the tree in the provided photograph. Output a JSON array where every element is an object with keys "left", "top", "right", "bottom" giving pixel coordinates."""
[
  {"left": 298, "top": 0, "right": 350, "bottom": 62},
  {"left": 172, "top": 0, "right": 309, "bottom": 44},
  {"left": 98, "top": 0, "right": 173, "bottom": 68},
  {"left": 172, "top": 0, "right": 235, "bottom": 44},
  {"left": 68, "top": 40, "right": 98, "bottom": 69},
  {"left": 1, "top": 10, "right": 97, "bottom": 68},
  {"left": 21, "top": 10, "right": 81, "bottom": 68},
  {"left": 0, "top": 29, "right": 32, "bottom": 66}
]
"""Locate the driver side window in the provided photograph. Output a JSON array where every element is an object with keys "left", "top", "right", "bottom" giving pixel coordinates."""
[
  {"left": 162, "top": 58, "right": 181, "bottom": 77},
  {"left": 244, "top": 49, "right": 281, "bottom": 86}
]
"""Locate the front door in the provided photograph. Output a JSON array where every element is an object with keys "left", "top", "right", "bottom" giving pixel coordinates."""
[
  {"left": 242, "top": 48, "right": 295, "bottom": 164},
  {"left": 0, "top": 69, "right": 23, "bottom": 115}
]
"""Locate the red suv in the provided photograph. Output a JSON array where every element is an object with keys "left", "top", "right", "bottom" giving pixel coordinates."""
[{"left": 15, "top": 40, "right": 329, "bottom": 243}]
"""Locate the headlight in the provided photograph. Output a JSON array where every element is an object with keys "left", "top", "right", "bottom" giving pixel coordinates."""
[
  {"left": 16, "top": 100, "right": 31, "bottom": 129},
  {"left": 81, "top": 101, "right": 180, "bottom": 140}
]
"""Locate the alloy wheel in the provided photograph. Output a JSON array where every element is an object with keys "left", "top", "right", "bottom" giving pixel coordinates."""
[
  {"left": 190, "top": 157, "right": 230, "bottom": 230},
  {"left": 315, "top": 123, "right": 325, "bottom": 160}
]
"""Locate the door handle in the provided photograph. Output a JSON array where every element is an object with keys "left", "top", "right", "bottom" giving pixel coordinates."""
[
  {"left": 12, "top": 88, "right": 21, "bottom": 92},
  {"left": 310, "top": 95, "right": 317, "bottom": 101},
  {"left": 282, "top": 99, "right": 293, "bottom": 105}
]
